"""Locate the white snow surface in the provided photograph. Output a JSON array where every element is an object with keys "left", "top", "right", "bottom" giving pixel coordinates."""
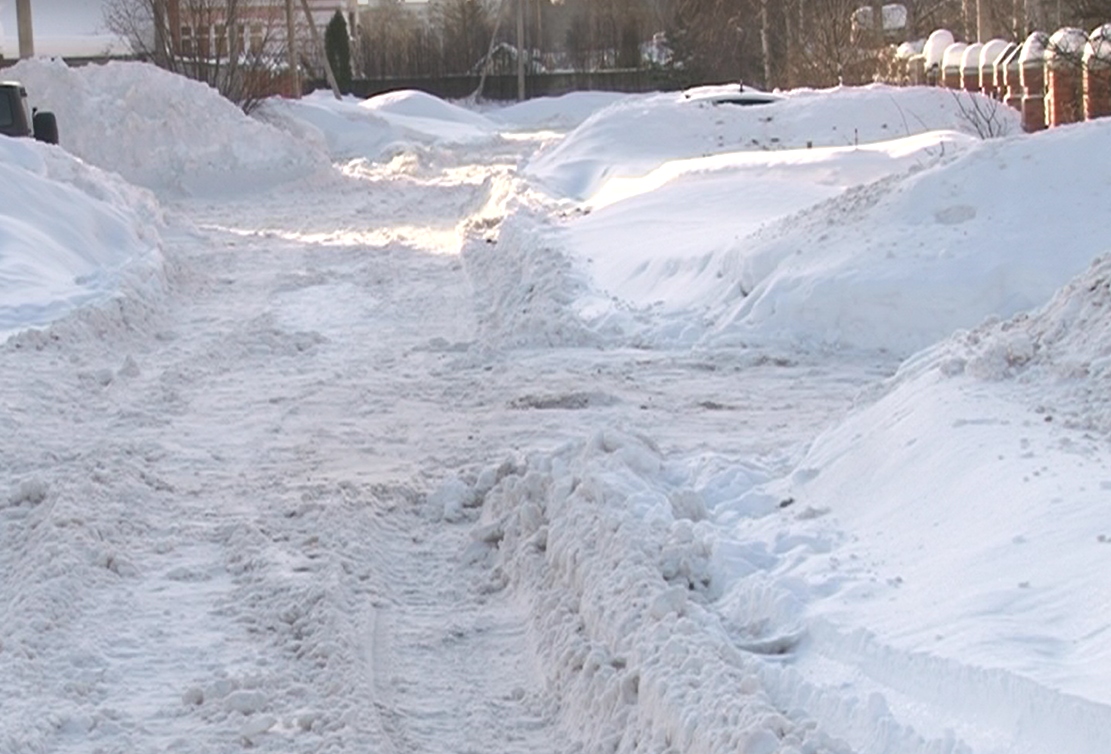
[
  {"left": 3, "top": 61, "right": 1111, "bottom": 754},
  {"left": 7, "top": 58, "right": 328, "bottom": 194}
]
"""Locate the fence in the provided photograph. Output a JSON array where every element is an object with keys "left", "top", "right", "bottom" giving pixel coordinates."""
[
  {"left": 901, "top": 23, "right": 1111, "bottom": 132},
  {"left": 304, "top": 68, "right": 685, "bottom": 102}
]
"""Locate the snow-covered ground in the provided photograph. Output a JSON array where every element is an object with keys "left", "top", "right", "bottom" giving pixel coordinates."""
[{"left": 2, "top": 59, "right": 1110, "bottom": 754}]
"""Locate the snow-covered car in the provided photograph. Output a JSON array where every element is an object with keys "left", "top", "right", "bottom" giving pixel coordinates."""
[{"left": 681, "top": 83, "right": 783, "bottom": 107}]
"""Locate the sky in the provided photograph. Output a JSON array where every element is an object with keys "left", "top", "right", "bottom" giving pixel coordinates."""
[
  {"left": 0, "top": 0, "right": 128, "bottom": 57},
  {"left": 2, "top": 56, "right": 1110, "bottom": 754}
]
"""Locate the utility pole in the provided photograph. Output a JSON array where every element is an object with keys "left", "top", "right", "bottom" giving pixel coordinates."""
[
  {"left": 16, "top": 0, "right": 34, "bottom": 59},
  {"left": 297, "top": 0, "right": 342, "bottom": 99},
  {"left": 286, "top": 0, "right": 301, "bottom": 98},
  {"left": 516, "top": 0, "right": 525, "bottom": 101},
  {"left": 154, "top": 0, "right": 166, "bottom": 66}
]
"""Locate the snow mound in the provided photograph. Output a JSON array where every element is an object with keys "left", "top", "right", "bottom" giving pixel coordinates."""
[
  {"left": 7, "top": 58, "right": 328, "bottom": 195},
  {"left": 473, "top": 431, "right": 858, "bottom": 754},
  {"left": 255, "top": 91, "right": 401, "bottom": 161},
  {"left": 487, "top": 91, "right": 635, "bottom": 130},
  {"left": 362, "top": 89, "right": 494, "bottom": 126},
  {"left": 0, "top": 135, "right": 167, "bottom": 342},
  {"left": 358, "top": 89, "right": 498, "bottom": 143},
  {"left": 462, "top": 213, "right": 609, "bottom": 349},
  {"left": 526, "top": 84, "right": 1021, "bottom": 201},
  {"left": 914, "top": 253, "right": 1111, "bottom": 433},
  {"left": 710, "top": 117, "right": 1111, "bottom": 354},
  {"left": 726, "top": 255, "right": 1111, "bottom": 744}
]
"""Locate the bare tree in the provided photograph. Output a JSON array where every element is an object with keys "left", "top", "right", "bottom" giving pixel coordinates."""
[
  {"left": 429, "top": 0, "right": 495, "bottom": 73},
  {"left": 104, "top": 0, "right": 293, "bottom": 111}
]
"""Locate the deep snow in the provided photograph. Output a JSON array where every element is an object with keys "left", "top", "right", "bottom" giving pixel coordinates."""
[{"left": 3, "top": 59, "right": 1111, "bottom": 754}]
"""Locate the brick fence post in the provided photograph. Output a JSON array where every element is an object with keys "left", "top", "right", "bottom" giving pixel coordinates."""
[
  {"left": 1046, "top": 28, "right": 1089, "bottom": 126},
  {"left": 908, "top": 54, "right": 927, "bottom": 85},
  {"left": 980, "top": 39, "right": 1011, "bottom": 98},
  {"left": 943, "top": 42, "right": 969, "bottom": 89},
  {"left": 1085, "top": 24, "right": 1111, "bottom": 120},
  {"left": 1020, "top": 32, "right": 1049, "bottom": 131},
  {"left": 961, "top": 43, "right": 984, "bottom": 91},
  {"left": 1001, "top": 44, "right": 1024, "bottom": 110},
  {"left": 924, "top": 29, "right": 954, "bottom": 86}
]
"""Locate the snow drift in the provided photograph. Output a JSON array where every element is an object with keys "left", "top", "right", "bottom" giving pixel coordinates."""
[
  {"left": 7, "top": 58, "right": 327, "bottom": 195},
  {"left": 526, "top": 84, "right": 1021, "bottom": 202},
  {"left": 0, "top": 134, "right": 166, "bottom": 342}
]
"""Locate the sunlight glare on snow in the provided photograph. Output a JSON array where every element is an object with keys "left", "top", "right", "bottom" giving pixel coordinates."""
[{"left": 202, "top": 224, "right": 466, "bottom": 255}]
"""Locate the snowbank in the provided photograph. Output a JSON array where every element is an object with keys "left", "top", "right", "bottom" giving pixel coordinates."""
[
  {"left": 0, "top": 135, "right": 167, "bottom": 342},
  {"left": 712, "top": 117, "right": 1111, "bottom": 353},
  {"left": 526, "top": 84, "right": 1021, "bottom": 201},
  {"left": 478, "top": 127, "right": 979, "bottom": 351},
  {"left": 7, "top": 59, "right": 328, "bottom": 195},
  {"left": 470, "top": 431, "right": 858, "bottom": 754},
  {"left": 700, "top": 255, "right": 1111, "bottom": 751},
  {"left": 359, "top": 89, "right": 499, "bottom": 143},
  {"left": 256, "top": 91, "right": 401, "bottom": 161},
  {"left": 486, "top": 91, "right": 634, "bottom": 130}
]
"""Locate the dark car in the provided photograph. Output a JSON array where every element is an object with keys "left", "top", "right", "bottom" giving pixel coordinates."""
[{"left": 0, "top": 81, "right": 59, "bottom": 144}]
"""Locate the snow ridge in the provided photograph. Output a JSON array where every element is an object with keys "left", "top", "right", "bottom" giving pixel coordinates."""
[{"left": 477, "top": 431, "right": 855, "bottom": 754}]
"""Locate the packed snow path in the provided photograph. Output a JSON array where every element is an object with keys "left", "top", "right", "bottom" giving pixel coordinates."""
[{"left": 2, "top": 143, "right": 906, "bottom": 753}]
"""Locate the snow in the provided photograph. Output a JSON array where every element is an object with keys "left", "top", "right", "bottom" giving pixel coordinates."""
[
  {"left": 3, "top": 58, "right": 1111, "bottom": 754},
  {"left": 1019, "top": 31, "right": 1050, "bottom": 64},
  {"left": 961, "top": 42, "right": 985, "bottom": 71},
  {"left": 7, "top": 59, "right": 328, "bottom": 194},
  {"left": 1047, "top": 27, "right": 1091, "bottom": 61},
  {"left": 1085, "top": 24, "right": 1111, "bottom": 64},
  {"left": 980, "top": 39, "right": 1012, "bottom": 69},
  {"left": 943, "top": 42, "right": 969, "bottom": 69},
  {"left": 924, "top": 29, "right": 956, "bottom": 68}
]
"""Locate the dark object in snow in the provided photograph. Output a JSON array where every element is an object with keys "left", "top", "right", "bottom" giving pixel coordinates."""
[
  {"left": 778, "top": 497, "right": 796, "bottom": 509},
  {"left": 0, "top": 81, "right": 59, "bottom": 144}
]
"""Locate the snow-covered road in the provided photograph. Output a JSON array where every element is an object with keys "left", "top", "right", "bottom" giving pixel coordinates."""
[{"left": 1, "top": 138, "right": 894, "bottom": 753}]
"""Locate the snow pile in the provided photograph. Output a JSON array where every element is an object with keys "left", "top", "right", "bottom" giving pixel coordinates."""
[
  {"left": 468, "top": 431, "right": 861, "bottom": 754},
  {"left": 914, "top": 253, "right": 1111, "bottom": 433},
  {"left": 711, "top": 117, "right": 1111, "bottom": 353},
  {"left": 463, "top": 212, "right": 611, "bottom": 349},
  {"left": 7, "top": 59, "right": 328, "bottom": 195},
  {"left": 697, "top": 256, "right": 1111, "bottom": 751},
  {"left": 359, "top": 89, "right": 499, "bottom": 143},
  {"left": 486, "top": 91, "right": 634, "bottom": 130},
  {"left": 526, "top": 84, "right": 1020, "bottom": 201},
  {"left": 556, "top": 131, "right": 973, "bottom": 348},
  {"left": 256, "top": 91, "right": 402, "bottom": 161},
  {"left": 0, "top": 135, "right": 167, "bottom": 343}
]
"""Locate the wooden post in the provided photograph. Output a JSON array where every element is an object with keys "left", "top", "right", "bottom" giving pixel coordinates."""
[
  {"left": 286, "top": 0, "right": 301, "bottom": 98},
  {"left": 516, "top": 0, "right": 526, "bottom": 100},
  {"left": 16, "top": 0, "right": 34, "bottom": 58},
  {"left": 298, "top": 0, "right": 342, "bottom": 99}
]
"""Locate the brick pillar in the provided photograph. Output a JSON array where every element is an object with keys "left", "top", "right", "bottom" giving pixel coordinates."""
[
  {"left": 1002, "top": 46, "right": 1024, "bottom": 110},
  {"left": 1084, "top": 66, "right": 1111, "bottom": 119},
  {"left": 1046, "top": 63, "right": 1082, "bottom": 125},
  {"left": 909, "top": 55, "right": 927, "bottom": 85},
  {"left": 1021, "top": 61, "right": 1046, "bottom": 130},
  {"left": 961, "top": 43, "right": 984, "bottom": 91},
  {"left": 1019, "top": 32, "right": 1049, "bottom": 131},
  {"left": 1086, "top": 25, "right": 1111, "bottom": 120},
  {"left": 943, "top": 43, "right": 968, "bottom": 89}
]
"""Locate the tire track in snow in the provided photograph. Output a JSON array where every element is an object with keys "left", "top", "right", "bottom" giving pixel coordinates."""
[{"left": 365, "top": 505, "right": 555, "bottom": 754}]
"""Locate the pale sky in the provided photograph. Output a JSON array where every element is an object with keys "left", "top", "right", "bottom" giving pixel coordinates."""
[{"left": 0, "top": 0, "right": 129, "bottom": 57}]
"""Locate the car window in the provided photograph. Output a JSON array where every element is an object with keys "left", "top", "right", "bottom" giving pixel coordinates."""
[{"left": 0, "top": 94, "right": 12, "bottom": 128}]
